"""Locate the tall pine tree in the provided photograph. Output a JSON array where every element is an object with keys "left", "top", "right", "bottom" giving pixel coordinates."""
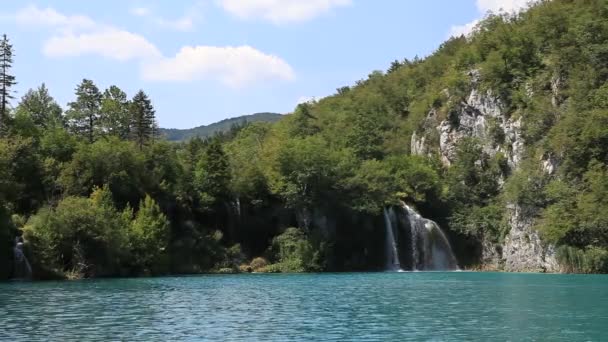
[
  {"left": 66, "top": 79, "right": 102, "bottom": 143},
  {"left": 130, "top": 90, "right": 156, "bottom": 150},
  {"left": 0, "top": 34, "right": 16, "bottom": 132}
]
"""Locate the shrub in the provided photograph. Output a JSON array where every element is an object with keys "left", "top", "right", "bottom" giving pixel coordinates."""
[
  {"left": 129, "top": 195, "right": 170, "bottom": 275},
  {"left": 239, "top": 264, "right": 252, "bottom": 273},
  {"left": 557, "top": 246, "right": 608, "bottom": 273},
  {"left": 24, "top": 186, "right": 130, "bottom": 278},
  {"left": 265, "top": 227, "right": 322, "bottom": 273},
  {"left": 250, "top": 257, "right": 269, "bottom": 271}
]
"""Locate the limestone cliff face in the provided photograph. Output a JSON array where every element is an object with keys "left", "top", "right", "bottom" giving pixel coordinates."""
[
  {"left": 412, "top": 71, "right": 524, "bottom": 169},
  {"left": 502, "top": 205, "right": 559, "bottom": 272},
  {"left": 411, "top": 71, "right": 559, "bottom": 272}
]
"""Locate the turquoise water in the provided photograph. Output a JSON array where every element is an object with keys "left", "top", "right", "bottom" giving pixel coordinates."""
[{"left": 1, "top": 272, "right": 607, "bottom": 341}]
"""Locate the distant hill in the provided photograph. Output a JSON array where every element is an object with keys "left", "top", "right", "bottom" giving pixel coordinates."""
[{"left": 160, "top": 112, "right": 283, "bottom": 141}]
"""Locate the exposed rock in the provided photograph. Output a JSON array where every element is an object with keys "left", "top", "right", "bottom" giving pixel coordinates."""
[
  {"left": 467, "top": 88, "right": 502, "bottom": 118},
  {"left": 502, "top": 204, "right": 559, "bottom": 273},
  {"left": 480, "top": 236, "right": 503, "bottom": 271},
  {"left": 410, "top": 109, "right": 438, "bottom": 157},
  {"left": 411, "top": 71, "right": 561, "bottom": 272},
  {"left": 541, "top": 154, "right": 559, "bottom": 175},
  {"left": 411, "top": 131, "right": 428, "bottom": 156},
  {"left": 551, "top": 74, "right": 562, "bottom": 107},
  {"left": 434, "top": 87, "right": 523, "bottom": 168},
  {"left": 297, "top": 207, "right": 336, "bottom": 238}
]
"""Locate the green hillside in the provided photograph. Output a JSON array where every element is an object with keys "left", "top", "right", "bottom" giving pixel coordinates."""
[{"left": 160, "top": 112, "right": 282, "bottom": 141}]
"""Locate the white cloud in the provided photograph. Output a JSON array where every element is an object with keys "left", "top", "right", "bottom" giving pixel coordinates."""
[
  {"left": 217, "top": 0, "right": 351, "bottom": 24},
  {"left": 153, "top": 16, "right": 194, "bottom": 32},
  {"left": 129, "top": 5, "right": 200, "bottom": 32},
  {"left": 15, "top": 4, "right": 97, "bottom": 31},
  {"left": 11, "top": 5, "right": 160, "bottom": 62},
  {"left": 11, "top": 5, "right": 294, "bottom": 88},
  {"left": 43, "top": 29, "right": 162, "bottom": 61},
  {"left": 141, "top": 45, "right": 295, "bottom": 87},
  {"left": 449, "top": 0, "right": 536, "bottom": 37},
  {"left": 130, "top": 7, "right": 151, "bottom": 17},
  {"left": 449, "top": 19, "right": 480, "bottom": 38}
]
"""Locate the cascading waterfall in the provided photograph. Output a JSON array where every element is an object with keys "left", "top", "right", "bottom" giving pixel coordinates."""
[
  {"left": 12, "top": 237, "right": 32, "bottom": 280},
  {"left": 407, "top": 210, "right": 420, "bottom": 271},
  {"left": 401, "top": 204, "right": 459, "bottom": 271},
  {"left": 383, "top": 208, "right": 401, "bottom": 271},
  {"left": 383, "top": 203, "right": 459, "bottom": 271}
]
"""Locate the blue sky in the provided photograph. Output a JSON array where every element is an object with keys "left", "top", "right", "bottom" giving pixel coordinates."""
[{"left": 0, "top": 0, "right": 530, "bottom": 128}]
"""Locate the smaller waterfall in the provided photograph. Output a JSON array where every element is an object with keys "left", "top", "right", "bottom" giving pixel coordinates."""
[
  {"left": 407, "top": 211, "right": 420, "bottom": 271},
  {"left": 383, "top": 208, "right": 401, "bottom": 271},
  {"left": 12, "top": 237, "right": 32, "bottom": 280},
  {"left": 402, "top": 204, "right": 459, "bottom": 271}
]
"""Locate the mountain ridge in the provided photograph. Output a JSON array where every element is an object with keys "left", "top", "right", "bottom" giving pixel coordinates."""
[{"left": 160, "top": 112, "right": 283, "bottom": 141}]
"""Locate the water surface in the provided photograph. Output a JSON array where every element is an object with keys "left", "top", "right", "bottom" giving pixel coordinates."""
[{"left": 1, "top": 272, "right": 607, "bottom": 341}]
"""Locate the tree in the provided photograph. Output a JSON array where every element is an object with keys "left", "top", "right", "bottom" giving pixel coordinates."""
[
  {"left": 17, "top": 83, "right": 63, "bottom": 128},
  {"left": 347, "top": 111, "right": 385, "bottom": 160},
  {"left": 130, "top": 90, "right": 156, "bottom": 150},
  {"left": 0, "top": 137, "right": 44, "bottom": 214},
  {"left": 194, "top": 139, "right": 231, "bottom": 207},
  {"left": 58, "top": 137, "right": 146, "bottom": 207},
  {"left": 226, "top": 123, "right": 271, "bottom": 198},
  {"left": 101, "top": 85, "right": 131, "bottom": 139},
  {"left": 129, "top": 195, "right": 170, "bottom": 274},
  {"left": 66, "top": 79, "right": 102, "bottom": 143},
  {"left": 0, "top": 34, "right": 16, "bottom": 132},
  {"left": 289, "top": 103, "right": 318, "bottom": 137},
  {"left": 266, "top": 136, "right": 339, "bottom": 211},
  {"left": 24, "top": 186, "right": 130, "bottom": 278}
]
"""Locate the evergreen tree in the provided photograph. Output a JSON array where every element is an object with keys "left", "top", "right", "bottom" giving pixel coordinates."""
[
  {"left": 387, "top": 59, "right": 402, "bottom": 73},
  {"left": 194, "top": 139, "right": 231, "bottom": 207},
  {"left": 101, "top": 85, "right": 130, "bottom": 139},
  {"left": 66, "top": 79, "right": 102, "bottom": 143},
  {"left": 130, "top": 90, "right": 156, "bottom": 150},
  {"left": 0, "top": 34, "right": 16, "bottom": 131},
  {"left": 17, "top": 83, "right": 63, "bottom": 128}
]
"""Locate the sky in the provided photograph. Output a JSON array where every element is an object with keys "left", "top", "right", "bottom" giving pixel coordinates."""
[{"left": 0, "top": 0, "right": 532, "bottom": 129}]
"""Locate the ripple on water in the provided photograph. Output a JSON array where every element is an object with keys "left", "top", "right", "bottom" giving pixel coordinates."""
[{"left": 0, "top": 272, "right": 607, "bottom": 341}]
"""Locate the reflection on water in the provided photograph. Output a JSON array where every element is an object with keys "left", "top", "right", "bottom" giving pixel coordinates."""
[{"left": 1, "top": 272, "right": 607, "bottom": 341}]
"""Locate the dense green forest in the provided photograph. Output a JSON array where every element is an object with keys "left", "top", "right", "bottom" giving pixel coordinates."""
[
  {"left": 160, "top": 112, "right": 282, "bottom": 141},
  {"left": 2, "top": 0, "right": 608, "bottom": 280}
]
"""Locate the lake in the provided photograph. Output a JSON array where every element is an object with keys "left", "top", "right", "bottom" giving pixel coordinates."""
[{"left": 1, "top": 272, "right": 607, "bottom": 341}]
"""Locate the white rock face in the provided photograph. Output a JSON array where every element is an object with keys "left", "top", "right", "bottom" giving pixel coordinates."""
[
  {"left": 411, "top": 131, "right": 427, "bottom": 156},
  {"left": 411, "top": 109, "right": 438, "bottom": 157},
  {"left": 541, "top": 154, "right": 558, "bottom": 175},
  {"left": 502, "top": 205, "right": 560, "bottom": 272},
  {"left": 435, "top": 88, "right": 524, "bottom": 168},
  {"left": 410, "top": 74, "right": 560, "bottom": 272}
]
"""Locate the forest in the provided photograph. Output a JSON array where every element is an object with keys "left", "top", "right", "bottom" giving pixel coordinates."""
[{"left": 2, "top": 0, "right": 608, "bottom": 280}]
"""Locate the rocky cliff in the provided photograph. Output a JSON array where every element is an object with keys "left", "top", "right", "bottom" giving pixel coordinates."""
[{"left": 411, "top": 71, "right": 559, "bottom": 272}]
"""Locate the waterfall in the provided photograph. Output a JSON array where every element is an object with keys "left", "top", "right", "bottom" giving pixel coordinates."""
[
  {"left": 407, "top": 210, "right": 420, "bottom": 271},
  {"left": 383, "top": 208, "right": 401, "bottom": 271},
  {"left": 401, "top": 204, "right": 459, "bottom": 271},
  {"left": 12, "top": 237, "right": 32, "bottom": 280}
]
